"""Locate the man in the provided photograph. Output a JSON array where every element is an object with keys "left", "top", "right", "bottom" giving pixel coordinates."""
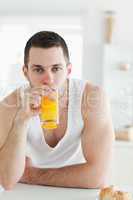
[{"left": 0, "top": 31, "right": 114, "bottom": 190}]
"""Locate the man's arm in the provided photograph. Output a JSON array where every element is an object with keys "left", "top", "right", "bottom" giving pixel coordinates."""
[
  {"left": 20, "top": 83, "right": 114, "bottom": 188},
  {"left": 20, "top": 161, "right": 97, "bottom": 188},
  {"left": 81, "top": 83, "right": 115, "bottom": 187},
  {"left": 0, "top": 86, "right": 69, "bottom": 190},
  {"left": 0, "top": 91, "right": 30, "bottom": 190}
]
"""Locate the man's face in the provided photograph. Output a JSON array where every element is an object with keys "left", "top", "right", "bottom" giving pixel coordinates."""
[{"left": 23, "top": 47, "right": 71, "bottom": 88}]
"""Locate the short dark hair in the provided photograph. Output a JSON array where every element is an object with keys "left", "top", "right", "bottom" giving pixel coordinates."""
[{"left": 24, "top": 31, "right": 70, "bottom": 65}]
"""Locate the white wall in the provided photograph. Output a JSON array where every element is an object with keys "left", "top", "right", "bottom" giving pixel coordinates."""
[{"left": 82, "top": 11, "right": 104, "bottom": 85}]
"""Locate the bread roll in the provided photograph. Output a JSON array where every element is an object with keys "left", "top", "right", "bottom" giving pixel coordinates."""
[{"left": 99, "top": 186, "right": 133, "bottom": 200}]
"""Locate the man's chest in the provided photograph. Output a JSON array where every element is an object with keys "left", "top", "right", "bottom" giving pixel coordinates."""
[{"left": 42, "top": 106, "right": 68, "bottom": 147}]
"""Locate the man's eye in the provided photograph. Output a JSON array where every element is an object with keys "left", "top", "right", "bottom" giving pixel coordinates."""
[
  {"left": 33, "top": 68, "right": 44, "bottom": 73},
  {"left": 52, "top": 67, "right": 61, "bottom": 72}
]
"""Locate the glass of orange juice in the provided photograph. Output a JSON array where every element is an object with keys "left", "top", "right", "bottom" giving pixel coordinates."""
[{"left": 40, "top": 90, "right": 59, "bottom": 129}]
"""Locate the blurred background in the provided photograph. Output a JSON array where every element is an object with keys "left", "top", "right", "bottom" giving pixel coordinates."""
[
  {"left": 0, "top": 0, "right": 133, "bottom": 186},
  {"left": 0, "top": 0, "right": 133, "bottom": 130}
]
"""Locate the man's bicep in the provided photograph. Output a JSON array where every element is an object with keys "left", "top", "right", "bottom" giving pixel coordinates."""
[
  {"left": 82, "top": 83, "right": 112, "bottom": 123},
  {"left": 81, "top": 84, "right": 114, "bottom": 165}
]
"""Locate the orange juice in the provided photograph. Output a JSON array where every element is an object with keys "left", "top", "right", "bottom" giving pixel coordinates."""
[{"left": 40, "top": 91, "right": 59, "bottom": 129}]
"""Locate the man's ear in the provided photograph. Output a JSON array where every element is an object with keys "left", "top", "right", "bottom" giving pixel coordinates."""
[
  {"left": 22, "top": 65, "right": 29, "bottom": 80},
  {"left": 67, "top": 63, "right": 72, "bottom": 76}
]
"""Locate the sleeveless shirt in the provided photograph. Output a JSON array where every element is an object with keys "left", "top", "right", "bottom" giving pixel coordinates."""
[{"left": 26, "top": 79, "right": 87, "bottom": 168}]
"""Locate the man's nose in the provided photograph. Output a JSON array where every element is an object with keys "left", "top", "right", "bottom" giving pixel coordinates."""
[{"left": 42, "top": 71, "right": 54, "bottom": 85}]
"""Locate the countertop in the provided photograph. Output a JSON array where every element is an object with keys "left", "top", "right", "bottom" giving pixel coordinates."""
[
  {"left": 0, "top": 184, "right": 133, "bottom": 200},
  {"left": 0, "top": 183, "right": 99, "bottom": 200},
  {"left": 0, "top": 183, "right": 133, "bottom": 200}
]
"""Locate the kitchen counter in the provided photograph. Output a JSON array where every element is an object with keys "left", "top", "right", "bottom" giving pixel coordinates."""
[
  {"left": 0, "top": 183, "right": 100, "bottom": 200},
  {"left": 0, "top": 184, "right": 133, "bottom": 200}
]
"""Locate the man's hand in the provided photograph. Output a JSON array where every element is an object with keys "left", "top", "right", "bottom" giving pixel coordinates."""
[{"left": 16, "top": 85, "right": 57, "bottom": 122}]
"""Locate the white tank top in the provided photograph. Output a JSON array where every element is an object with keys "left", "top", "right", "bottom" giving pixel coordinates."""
[{"left": 26, "top": 79, "right": 87, "bottom": 168}]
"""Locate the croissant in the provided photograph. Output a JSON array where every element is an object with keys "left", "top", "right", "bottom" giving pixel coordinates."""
[{"left": 99, "top": 186, "right": 133, "bottom": 200}]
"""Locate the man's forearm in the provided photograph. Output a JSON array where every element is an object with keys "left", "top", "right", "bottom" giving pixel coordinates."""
[
  {"left": 0, "top": 119, "right": 29, "bottom": 189},
  {"left": 20, "top": 163, "right": 106, "bottom": 188}
]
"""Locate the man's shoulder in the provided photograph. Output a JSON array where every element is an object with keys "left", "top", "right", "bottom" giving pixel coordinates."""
[
  {"left": 0, "top": 89, "right": 19, "bottom": 109},
  {"left": 83, "top": 81, "right": 105, "bottom": 97},
  {"left": 82, "top": 81, "right": 109, "bottom": 116}
]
